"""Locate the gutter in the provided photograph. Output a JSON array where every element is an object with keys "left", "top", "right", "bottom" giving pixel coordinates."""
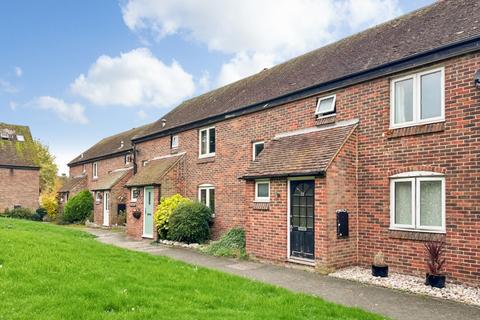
[
  {"left": 133, "top": 35, "right": 480, "bottom": 144},
  {"left": 0, "top": 164, "right": 40, "bottom": 170},
  {"left": 240, "top": 171, "right": 326, "bottom": 181},
  {"left": 68, "top": 149, "right": 132, "bottom": 167}
]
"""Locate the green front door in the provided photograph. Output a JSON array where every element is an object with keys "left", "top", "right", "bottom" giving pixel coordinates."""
[{"left": 143, "top": 186, "right": 154, "bottom": 238}]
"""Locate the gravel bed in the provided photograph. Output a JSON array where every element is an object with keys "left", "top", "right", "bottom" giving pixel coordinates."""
[{"left": 330, "top": 266, "right": 480, "bottom": 307}]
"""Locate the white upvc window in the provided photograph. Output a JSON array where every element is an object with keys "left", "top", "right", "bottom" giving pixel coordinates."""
[
  {"left": 125, "top": 153, "right": 132, "bottom": 165},
  {"left": 252, "top": 141, "right": 264, "bottom": 160},
  {"left": 171, "top": 135, "right": 179, "bottom": 149},
  {"left": 390, "top": 172, "right": 445, "bottom": 233},
  {"left": 82, "top": 164, "right": 86, "bottom": 173},
  {"left": 92, "top": 162, "right": 98, "bottom": 179},
  {"left": 95, "top": 191, "right": 101, "bottom": 202},
  {"left": 390, "top": 67, "right": 445, "bottom": 128},
  {"left": 199, "top": 127, "right": 215, "bottom": 158},
  {"left": 315, "top": 94, "right": 336, "bottom": 116},
  {"left": 131, "top": 188, "right": 139, "bottom": 202},
  {"left": 198, "top": 184, "right": 215, "bottom": 215},
  {"left": 255, "top": 179, "right": 270, "bottom": 202}
]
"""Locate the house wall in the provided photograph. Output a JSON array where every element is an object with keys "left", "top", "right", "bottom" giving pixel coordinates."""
[
  {"left": 0, "top": 168, "right": 40, "bottom": 211},
  {"left": 69, "top": 155, "right": 132, "bottom": 226},
  {"left": 131, "top": 52, "right": 479, "bottom": 285}
]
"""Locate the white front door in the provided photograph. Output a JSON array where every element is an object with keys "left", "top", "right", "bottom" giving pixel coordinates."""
[{"left": 103, "top": 191, "right": 110, "bottom": 226}]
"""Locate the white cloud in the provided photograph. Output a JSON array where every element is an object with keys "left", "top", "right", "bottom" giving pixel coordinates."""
[
  {"left": 137, "top": 109, "right": 148, "bottom": 119},
  {"left": 0, "top": 79, "right": 17, "bottom": 93},
  {"left": 122, "top": 0, "right": 402, "bottom": 86},
  {"left": 198, "top": 70, "right": 211, "bottom": 92},
  {"left": 9, "top": 101, "right": 17, "bottom": 110},
  {"left": 70, "top": 48, "right": 195, "bottom": 108},
  {"left": 34, "top": 96, "right": 89, "bottom": 124},
  {"left": 14, "top": 66, "right": 22, "bottom": 77}
]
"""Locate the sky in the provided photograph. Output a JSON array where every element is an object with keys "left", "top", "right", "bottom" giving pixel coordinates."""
[{"left": 0, "top": 0, "right": 434, "bottom": 175}]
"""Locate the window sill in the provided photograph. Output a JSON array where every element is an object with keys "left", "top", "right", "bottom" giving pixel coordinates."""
[
  {"left": 197, "top": 156, "right": 215, "bottom": 164},
  {"left": 389, "top": 229, "right": 446, "bottom": 241},
  {"left": 252, "top": 202, "right": 270, "bottom": 211},
  {"left": 385, "top": 121, "right": 445, "bottom": 139}
]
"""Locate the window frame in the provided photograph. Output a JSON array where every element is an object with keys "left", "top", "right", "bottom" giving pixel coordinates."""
[
  {"left": 390, "top": 172, "right": 445, "bottom": 233},
  {"left": 95, "top": 191, "right": 101, "bottom": 202},
  {"left": 198, "top": 126, "right": 215, "bottom": 158},
  {"left": 252, "top": 141, "right": 265, "bottom": 160},
  {"left": 390, "top": 67, "right": 445, "bottom": 129},
  {"left": 198, "top": 184, "right": 215, "bottom": 216},
  {"left": 171, "top": 134, "right": 179, "bottom": 149},
  {"left": 92, "top": 162, "right": 98, "bottom": 179},
  {"left": 125, "top": 153, "right": 132, "bottom": 165},
  {"left": 255, "top": 179, "right": 270, "bottom": 203},
  {"left": 315, "top": 94, "right": 336, "bottom": 117},
  {"left": 130, "top": 187, "right": 139, "bottom": 202}
]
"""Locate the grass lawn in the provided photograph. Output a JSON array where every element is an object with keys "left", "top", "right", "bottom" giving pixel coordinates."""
[{"left": 0, "top": 218, "right": 384, "bottom": 320}]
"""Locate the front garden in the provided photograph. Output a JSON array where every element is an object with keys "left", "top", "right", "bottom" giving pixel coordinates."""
[{"left": 0, "top": 218, "right": 383, "bottom": 320}]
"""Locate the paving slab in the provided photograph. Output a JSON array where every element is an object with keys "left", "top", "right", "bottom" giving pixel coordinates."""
[{"left": 87, "top": 228, "right": 480, "bottom": 320}]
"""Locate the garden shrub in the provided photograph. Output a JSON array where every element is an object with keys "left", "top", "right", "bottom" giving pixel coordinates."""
[
  {"left": 167, "top": 201, "right": 212, "bottom": 244},
  {"left": 39, "top": 192, "right": 58, "bottom": 218},
  {"left": 153, "top": 194, "right": 191, "bottom": 239},
  {"left": 0, "top": 207, "right": 36, "bottom": 220},
  {"left": 63, "top": 190, "right": 94, "bottom": 224},
  {"left": 31, "top": 207, "right": 48, "bottom": 221},
  {"left": 202, "top": 228, "right": 246, "bottom": 258}
]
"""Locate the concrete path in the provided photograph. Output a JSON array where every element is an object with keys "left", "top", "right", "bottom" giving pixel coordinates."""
[{"left": 87, "top": 228, "right": 480, "bottom": 320}]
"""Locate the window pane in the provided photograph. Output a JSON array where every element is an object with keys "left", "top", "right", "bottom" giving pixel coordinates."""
[
  {"left": 421, "top": 71, "right": 442, "bottom": 120},
  {"left": 209, "top": 128, "right": 216, "bottom": 153},
  {"left": 209, "top": 189, "right": 215, "bottom": 212},
  {"left": 200, "top": 130, "right": 207, "bottom": 154},
  {"left": 317, "top": 97, "right": 335, "bottom": 114},
  {"left": 395, "top": 181, "right": 412, "bottom": 225},
  {"left": 200, "top": 189, "right": 207, "bottom": 205},
  {"left": 257, "top": 183, "right": 269, "bottom": 198},
  {"left": 394, "top": 78, "right": 413, "bottom": 124},
  {"left": 254, "top": 143, "right": 264, "bottom": 158},
  {"left": 420, "top": 180, "right": 442, "bottom": 227}
]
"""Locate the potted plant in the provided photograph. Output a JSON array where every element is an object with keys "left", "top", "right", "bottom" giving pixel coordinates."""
[
  {"left": 132, "top": 209, "right": 142, "bottom": 220},
  {"left": 424, "top": 240, "right": 446, "bottom": 288},
  {"left": 372, "top": 251, "right": 388, "bottom": 277}
]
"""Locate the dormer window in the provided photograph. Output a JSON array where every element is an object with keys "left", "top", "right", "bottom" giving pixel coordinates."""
[{"left": 315, "top": 94, "right": 336, "bottom": 117}]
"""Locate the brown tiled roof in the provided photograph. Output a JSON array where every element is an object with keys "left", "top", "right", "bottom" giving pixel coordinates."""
[
  {"left": 242, "top": 121, "right": 358, "bottom": 179},
  {"left": 68, "top": 125, "right": 151, "bottom": 165},
  {"left": 0, "top": 122, "right": 39, "bottom": 169},
  {"left": 137, "top": 0, "right": 480, "bottom": 140},
  {"left": 58, "top": 175, "right": 87, "bottom": 193},
  {"left": 91, "top": 169, "right": 131, "bottom": 191},
  {"left": 125, "top": 155, "right": 183, "bottom": 187}
]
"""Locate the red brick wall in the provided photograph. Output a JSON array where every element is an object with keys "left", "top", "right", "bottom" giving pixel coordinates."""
[
  {"left": 0, "top": 168, "right": 40, "bottom": 211},
  {"left": 104, "top": 52, "right": 479, "bottom": 286}
]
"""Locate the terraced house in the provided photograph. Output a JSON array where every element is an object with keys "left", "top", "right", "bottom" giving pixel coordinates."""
[
  {"left": 69, "top": 0, "right": 480, "bottom": 286},
  {"left": 0, "top": 123, "right": 40, "bottom": 211},
  {"left": 65, "top": 127, "right": 147, "bottom": 226}
]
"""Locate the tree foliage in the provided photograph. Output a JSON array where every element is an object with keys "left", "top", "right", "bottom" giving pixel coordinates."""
[
  {"left": 63, "top": 190, "right": 93, "bottom": 223},
  {"left": 32, "top": 140, "right": 58, "bottom": 193}
]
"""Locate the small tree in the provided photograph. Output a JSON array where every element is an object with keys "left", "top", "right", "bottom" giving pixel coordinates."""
[
  {"left": 32, "top": 140, "right": 58, "bottom": 193},
  {"left": 167, "top": 202, "right": 212, "bottom": 244},
  {"left": 40, "top": 192, "right": 58, "bottom": 218},
  {"left": 153, "top": 194, "right": 191, "bottom": 239},
  {"left": 63, "top": 190, "right": 93, "bottom": 224}
]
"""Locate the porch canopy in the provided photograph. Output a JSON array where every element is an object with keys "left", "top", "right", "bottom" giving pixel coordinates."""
[
  {"left": 125, "top": 155, "right": 182, "bottom": 188},
  {"left": 91, "top": 169, "right": 130, "bottom": 191},
  {"left": 58, "top": 175, "right": 87, "bottom": 193},
  {"left": 242, "top": 120, "right": 358, "bottom": 180}
]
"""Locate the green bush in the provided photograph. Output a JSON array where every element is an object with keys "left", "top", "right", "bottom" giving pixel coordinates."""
[
  {"left": 167, "top": 202, "right": 212, "bottom": 244},
  {"left": 154, "top": 194, "right": 191, "bottom": 239},
  {"left": 0, "top": 207, "right": 36, "bottom": 220},
  {"left": 202, "top": 228, "right": 246, "bottom": 258},
  {"left": 63, "top": 190, "right": 94, "bottom": 224},
  {"left": 32, "top": 207, "right": 48, "bottom": 221}
]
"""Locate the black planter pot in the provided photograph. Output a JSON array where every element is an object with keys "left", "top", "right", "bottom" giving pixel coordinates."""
[
  {"left": 132, "top": 210, "right": 141, "bottom": 219},
  {"left": 425, "top": 273, "right": 446, "bottom": 288},
  {"left": 372, "top": 265, "right": 389, "bottom": 277}
]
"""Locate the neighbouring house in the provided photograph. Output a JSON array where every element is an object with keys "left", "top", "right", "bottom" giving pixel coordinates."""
[
  {"left": 70, "top": 0, "right": 480, "bottom": 287},
  {"left": 0, "top": 123, "right": 40, "bottom": 211},
  {"left": 66, "top": 126, "right": 148, "bottom": 226}
]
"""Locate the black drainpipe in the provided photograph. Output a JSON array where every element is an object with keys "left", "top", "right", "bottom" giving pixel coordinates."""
[{"left": 133, "top": 143, "right": 137, "bottom": 174}]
